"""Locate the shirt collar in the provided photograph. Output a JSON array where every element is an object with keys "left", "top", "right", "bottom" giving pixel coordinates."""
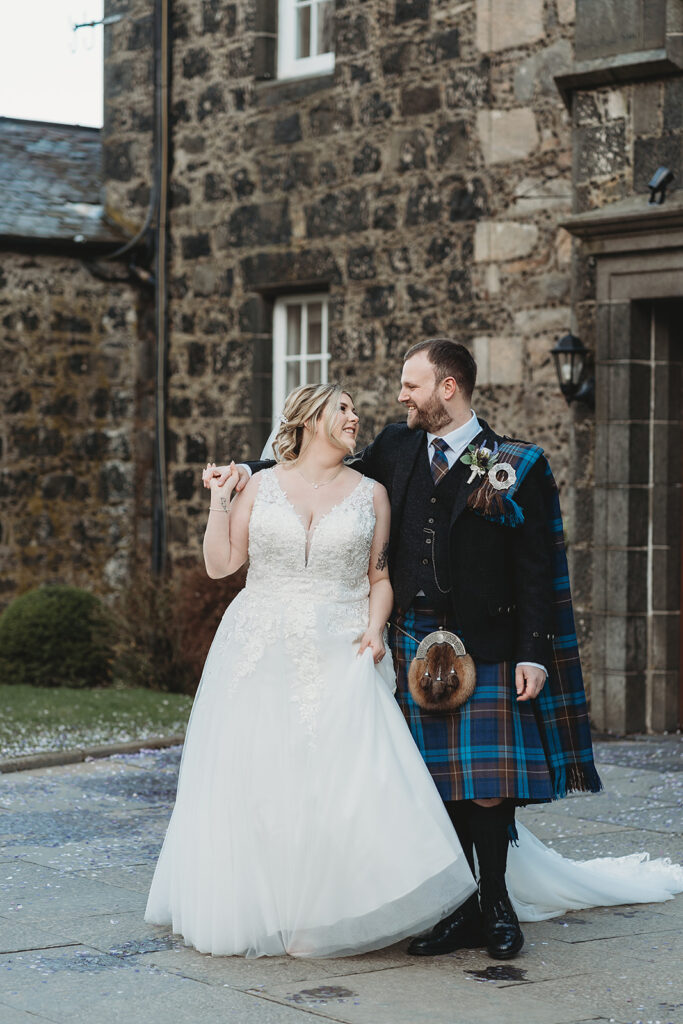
[{"left": 427, "top": 411, "right": 481, "bottom": 452}]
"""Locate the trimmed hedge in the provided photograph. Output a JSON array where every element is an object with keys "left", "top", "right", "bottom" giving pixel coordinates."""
[{"left": 0, "top": 585, "right": 114, "bottom": 688}]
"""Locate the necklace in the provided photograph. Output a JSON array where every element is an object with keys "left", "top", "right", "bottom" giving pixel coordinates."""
[{"left": 296, "top": 466, "right": 343, "bottom": 490}]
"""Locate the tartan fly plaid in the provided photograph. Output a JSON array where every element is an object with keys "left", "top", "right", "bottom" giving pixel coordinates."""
[{"left": 390, "top": 440, "right": 602, "bottom": 804}]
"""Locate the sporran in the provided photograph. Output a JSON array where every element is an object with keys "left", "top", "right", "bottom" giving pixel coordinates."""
[{"left": 394, "top": 625, "right": 476, "bottom": 712}]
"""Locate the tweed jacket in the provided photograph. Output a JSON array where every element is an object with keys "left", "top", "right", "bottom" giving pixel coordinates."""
[
  {"left": 349, "top": 419, "right": 554, "bottom": 666},
  {"left": 247, "top": 417, "right": 554, "bottom": 666}
]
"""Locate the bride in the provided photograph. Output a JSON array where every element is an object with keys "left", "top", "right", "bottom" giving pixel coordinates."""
[{"left": 145, "top": 382, "right": 682, "bottom": 959}]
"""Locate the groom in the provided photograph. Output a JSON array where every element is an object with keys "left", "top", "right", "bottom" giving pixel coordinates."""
[{"left": 210, "top": 338, "right": 601, "bottom": 960}]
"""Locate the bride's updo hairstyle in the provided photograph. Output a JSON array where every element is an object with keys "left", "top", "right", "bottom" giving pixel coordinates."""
[{"left": 273, "top": 383, "right": 350, "bottom": 463}]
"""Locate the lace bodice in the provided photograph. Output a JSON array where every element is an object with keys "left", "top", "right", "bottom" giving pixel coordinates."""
[
  {"left": 245, "top": 469, "right": 376, "bottom": 600},
  {"left": 214, "top": 468, "right": 377, "bottom": 735}
]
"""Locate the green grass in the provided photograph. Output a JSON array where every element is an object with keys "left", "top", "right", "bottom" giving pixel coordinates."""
[{"left": 0, "top": 684, "right": 193, "bottom": 761}]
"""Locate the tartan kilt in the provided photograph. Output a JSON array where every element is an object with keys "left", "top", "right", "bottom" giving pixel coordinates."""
[{"left": 391, "top": 605, "right": 555, "bottom": 804}]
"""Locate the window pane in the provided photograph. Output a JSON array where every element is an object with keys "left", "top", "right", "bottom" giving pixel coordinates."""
[
  {"left": 307, "top": 360, "right": 322, "bottom": 385},
  {"left": 317, "top": 0, "right": 334, "bottom": 55},
  {"left": 286, "top": 360, "right": 300, "bottom": 393},
  {"left": 286, "top": 305, "right": 301, "bottom": 355},
  {"left": 307, "top": 302, "right": 322, "bottom": 353},
  {"left": 297, "top": 5, "right": 311, "bottom": 59}
]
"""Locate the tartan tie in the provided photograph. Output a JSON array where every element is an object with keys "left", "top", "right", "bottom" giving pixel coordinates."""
[{"left": 430, "top": 437, "right": 450, "bottom": 484}]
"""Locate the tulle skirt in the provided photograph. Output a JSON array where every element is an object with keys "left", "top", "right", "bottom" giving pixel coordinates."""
[
  {"left": 144, "top": 598, "right": 477, "bottom": 957},
  {"left": 145, "top": 594, "right": 683, "bottom": 957}
]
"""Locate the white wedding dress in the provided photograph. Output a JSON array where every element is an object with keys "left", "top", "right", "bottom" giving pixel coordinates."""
[{"left": 145, "top": 468, "right": 683, "bottom": 958}]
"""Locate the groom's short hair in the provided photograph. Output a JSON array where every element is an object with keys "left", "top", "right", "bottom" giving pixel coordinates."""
[{"left": 404, "top": 338, "right": 477, "bottom": 398}]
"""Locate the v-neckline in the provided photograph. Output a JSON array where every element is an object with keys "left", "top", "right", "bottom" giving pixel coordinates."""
[{"left": 271, "top": 469, "right": 365, "bottom": 567}]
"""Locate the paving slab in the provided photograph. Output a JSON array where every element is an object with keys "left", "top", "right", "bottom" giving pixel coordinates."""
[
  {"left": 24, "top": 908, "right": 180, "bottom": 956},
  {"left": 517, "top": 807, "right": 632, "bottom": 843},
  {"left": 251, "top": 962, "right": 611, "bottom": 1024},
  {"left": 550, "top": 826, "right": 683, "bottom": 861},
  {"left": 542, "top": 792, "right": 682, "bottom": 831},
  {"left": 596, "top": 762, "right": 683, "bottom": 802},
  {"left": 0, "top": 1003, "right": 61, "bottom": 1023},
  {"left": 134, "top": 940, "right": 412, "bottom": 991},
  {"left": 0, "top": 861, "right": 142, "bottom": 925},
  {"left": 0, "top": 945, "right": 323, "bottom": 1024},
  {"left": 498, "top": 965, "right": 683, "bottom": 1024},
  {"left": 0, "top": 737, "right": 681, "bottom": 1024},
  {"left": 524, "top": 903, "right": 677, "bottom": 944},
  {"left": 0, "top": 915, "right": 81, "bottom": 956}
]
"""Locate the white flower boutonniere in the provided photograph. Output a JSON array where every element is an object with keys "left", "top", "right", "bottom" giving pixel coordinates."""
[{"left": 460, "top": 441, "right": 499, "bottom": 485}]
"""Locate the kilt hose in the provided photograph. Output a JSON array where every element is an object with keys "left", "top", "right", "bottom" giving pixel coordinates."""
[{"left": 390, "top": 603, "right": 555, "bottom": 804}]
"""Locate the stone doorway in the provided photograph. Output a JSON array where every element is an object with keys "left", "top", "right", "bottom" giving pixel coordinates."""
[{"left": 592, "top": 295, "right": 683, "bottom": 732}]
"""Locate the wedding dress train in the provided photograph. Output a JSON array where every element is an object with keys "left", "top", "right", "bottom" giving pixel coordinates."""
[
  {"left": 145, "top": 467, "right": 683, "bottom": 957},
  {"left": 510, "top": 823, "right": 683, "bottom": 922}
]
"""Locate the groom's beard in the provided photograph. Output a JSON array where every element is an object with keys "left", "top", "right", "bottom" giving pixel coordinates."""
[{"left": 406, "top": 391, "right": 451, "bottom": 434}]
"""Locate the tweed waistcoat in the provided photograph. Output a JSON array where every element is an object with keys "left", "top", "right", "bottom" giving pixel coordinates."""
[{"left": 392, "top": 446, "right": 463, "bottom": 612}]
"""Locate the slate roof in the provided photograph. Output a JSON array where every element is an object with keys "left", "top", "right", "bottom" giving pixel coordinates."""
[{"left": 0, "top": 117, "right": 125, "bottom": 247}]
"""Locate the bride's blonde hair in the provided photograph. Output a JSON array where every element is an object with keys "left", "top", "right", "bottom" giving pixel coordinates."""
[{"left": 273, "top": 383, "right": 351, "bottom": 463}]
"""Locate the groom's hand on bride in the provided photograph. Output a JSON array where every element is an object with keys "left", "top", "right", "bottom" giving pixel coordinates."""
[
  {"left": 202, "top": 463, "right": 250, "bottom": 493},
  {"left": 359, "top": 630, "right": 386, "bottom": 664},
  {"left": 515, "top": 665, "right": 546, "bottom": 702}
]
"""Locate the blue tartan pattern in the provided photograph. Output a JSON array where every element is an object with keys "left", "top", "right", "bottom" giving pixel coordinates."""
[
  {"left": 390, "top": 440, "right": 602, "bottom": 804},
  {"left": 391, "top": 609, "right": 556, "bottom": 803}
]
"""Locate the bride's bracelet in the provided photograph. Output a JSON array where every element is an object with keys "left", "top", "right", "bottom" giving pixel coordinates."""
[{"left": 208, "top": 506, "right": 230, "bottom": 513}]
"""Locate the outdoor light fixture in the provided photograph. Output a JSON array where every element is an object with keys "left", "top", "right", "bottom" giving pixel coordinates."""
[
  {"left": 648, "top": 166, "right": 674, "bottom": 205},
  {"left": 550, "top": 333, "right": 594, "bottom": 409}
]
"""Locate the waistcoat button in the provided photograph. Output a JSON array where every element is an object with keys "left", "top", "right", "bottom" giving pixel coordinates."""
[
  {"left": 430, "top": 497, "right": 437, "bottom": 504},
  {"left": 422, "top": 558, "right": 429, "bottom": 565},
  {"left": 428, "top": 517, "right": 435, "bottom": 524}
]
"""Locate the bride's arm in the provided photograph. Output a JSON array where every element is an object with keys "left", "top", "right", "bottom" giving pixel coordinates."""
[
  {"left": 359, "top": 483, "right": 393, "bottom": 663},
  {"left": 203, "top": 467, "right": 258, "bottom": 578}
]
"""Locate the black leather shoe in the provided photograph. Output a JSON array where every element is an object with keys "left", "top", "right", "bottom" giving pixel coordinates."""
[
  {"left": 481, "top": 894, "right": 524, "bottom": 959},
  {"left": 407, "top": 895, "right": 485, "bottom": 956}
]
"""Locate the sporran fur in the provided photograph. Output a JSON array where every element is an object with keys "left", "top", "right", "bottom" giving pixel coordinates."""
[{"left": 407, "top": 629, "right": 476, "bottom": 711}]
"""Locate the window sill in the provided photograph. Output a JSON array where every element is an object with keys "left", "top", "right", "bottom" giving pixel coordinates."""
[{"left": 254, "top": 72, "right": 336, "bottom": 108}]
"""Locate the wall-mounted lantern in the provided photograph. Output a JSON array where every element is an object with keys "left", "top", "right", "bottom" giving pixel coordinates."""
[{"left": 550, "top": 333, "right": 595, "bottom": 409}]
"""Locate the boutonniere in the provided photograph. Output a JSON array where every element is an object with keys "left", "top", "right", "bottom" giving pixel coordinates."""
[
  {"left": 460, "top": 441, "right": 498, "bottom": 485},
  {"left": 462, "top": 440, "right": 523, "bottom": 527},
  {"left": 460, "top": 441, "right": 517, "bottom": 491}
]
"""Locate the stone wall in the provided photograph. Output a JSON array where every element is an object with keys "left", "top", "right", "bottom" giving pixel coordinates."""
[
  {"left": 4, "top": 2, "right": 593, "bottom": 664},
  {"left": 0, "top": 252, "right": 152, "bottom": 607},
  {"left": 102, "top": 0, "right": 584, "bottom": 574}
]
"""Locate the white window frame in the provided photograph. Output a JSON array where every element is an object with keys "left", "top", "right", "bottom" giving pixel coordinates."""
[
  {"left": 272, "top": 294, "right": 330, "bottom": 424},
  {"left": 277, "top": 0, "right": 335, "bottom": 80}
]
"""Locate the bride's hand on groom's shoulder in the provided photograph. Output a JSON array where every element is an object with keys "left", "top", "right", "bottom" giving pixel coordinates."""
[
  {"left": 359, "top": 630, "right": 386, "bottom": 664},
  {"left": 202, "top": 462, "right": 249, "bottom": 492}
]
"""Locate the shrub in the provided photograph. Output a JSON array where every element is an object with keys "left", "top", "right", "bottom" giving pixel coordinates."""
[
  {"left": 112, "top": 564, "right": 246, "bottom": 695},
  {"left": 0, "top": 585, "right": 115, "bottom": 688}
]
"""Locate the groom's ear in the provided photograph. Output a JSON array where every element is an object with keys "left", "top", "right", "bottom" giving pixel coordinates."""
[{"left": 442, "top": 376, "right": 458, "bottom": 399}]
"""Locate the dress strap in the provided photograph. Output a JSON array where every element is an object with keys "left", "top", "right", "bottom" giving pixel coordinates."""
[{"left": 253, "top": 466, "right": 282, "bottom": 506}]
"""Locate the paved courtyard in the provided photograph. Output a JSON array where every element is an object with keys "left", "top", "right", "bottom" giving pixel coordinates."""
[{"left": 1, "top": 736, "right": 682, "bottom": 1024}]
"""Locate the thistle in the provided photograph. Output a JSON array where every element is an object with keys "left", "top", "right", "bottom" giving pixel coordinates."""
[{"left": 460, "top": 440, "right": 499, "bottom": 484}]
